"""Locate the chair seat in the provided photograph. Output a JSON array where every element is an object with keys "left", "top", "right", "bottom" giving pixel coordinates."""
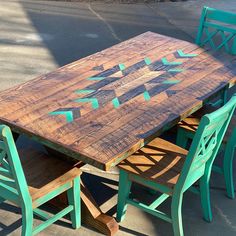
[
  {"left": 118, "top": 138, "right": 188, "bottom": 190},
  {"left": 19, "top": 148, "right": 82, "bottom": 203},
  {"left": 178, "top": 106, "right": 235, "bottom": 142},
  {"left": 178, "top": 106, "right": 216, "bottom": 132}
]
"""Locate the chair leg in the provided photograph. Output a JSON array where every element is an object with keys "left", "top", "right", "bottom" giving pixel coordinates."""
[
  {"left": 171, "top": 192, "right": 184, "bottom": 236},
  {"left": 223, "top": 129, "right": 236, "bottom": 199},
  {"left": 67, "top": 176, "right": 81, "bottom": 229},
  {"left": 117, "top": 170, "right": 132, "bottom": 222},
  {"left": 176, "top": 128, "right": 189, "bottom": 149},
  {"left": 199, "top": 174, "right": 212, "bottom": 222},
  {"left": 21, "top": 204, "right": 33, "bottom": 236}
]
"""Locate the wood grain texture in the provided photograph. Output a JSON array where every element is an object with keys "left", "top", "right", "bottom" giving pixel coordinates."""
[
  {"left": 118, "top": 137, "right": 188, "bottom": 191},
  {"left": 19, "top": 148, "right": 119, "bottom": 235},
  {"left": 18, "top": 148, "right": 82, "bottom": 205},
  {"left": 0, "top": 32, "right": 235, "bottom": 170},
  {"left": 50, "top": 181, "right": 119, "bottom": 236},
  {"left": 178, "top": 107, "right": 236, "bottom": 143}
]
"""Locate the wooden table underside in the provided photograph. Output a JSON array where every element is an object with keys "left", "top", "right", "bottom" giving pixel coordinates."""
[{"left": 0, "top": 32, "right": 236, "bottom": 235}]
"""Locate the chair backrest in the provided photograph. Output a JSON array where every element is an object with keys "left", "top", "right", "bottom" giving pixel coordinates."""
[
  {"left": 196, "top": 6, "right": 236, "bottom": 55},
  {"left": 176, "top": 94, "right": 236, "bottom": 192},
  {"left": 0, "top": 125, "right": 31, "bottom": 206}
]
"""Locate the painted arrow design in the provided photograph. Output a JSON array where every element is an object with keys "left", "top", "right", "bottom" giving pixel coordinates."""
[
  {"left": 49, "top": 108, "right": 81, "bottom": 123},
  {"left": 168, "top": 68, "right": 185, "bottom": 73},
  {"left": 112, "top": 97, "right": 120, "bottom": 108},
  {"left": 75, "top": 98, "right": 99, "bottom": 109},
  {"left": 50, "top": 111, "right": 73, "bottom": 122},
  {"left": 162, "top": 80, "right": 181, "bottom": 85},
  {"left": 162, "top": 80, "right": 180, "bottom": 84},
  {"left": 143, "top": 91, "right": 151, "bottom": 101},
  {"left": 87, "top": 77, "right": 105, "bottom": 81},
  {"left": 75, "top": 89, "right": 95, "bottom": 94},
  {"left": 162, "top": 58, "right": 183, "bottom": 66},
  {"left": 144, "top": 57, "right": 152, "bottom": 65},
  {"left": 177, "top": 50, "right": 198, "bottom": 58},
  {"left": 119, "top": 63, "right": 126, "bottom": 71}
]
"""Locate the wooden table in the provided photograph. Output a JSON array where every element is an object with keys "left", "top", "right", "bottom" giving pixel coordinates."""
[{"left": 0, "top": 32, "right": 235, "bottom": 235}]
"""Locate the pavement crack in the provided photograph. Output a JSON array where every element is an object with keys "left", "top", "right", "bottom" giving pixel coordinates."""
[
  {"left": 215, "top": 205, "right": 236, "bottom": 231},
  {"left": 87, "top": 3, "right": 122, "bottom": 42},
  {"left": 145, "top": 3, "right": 195, "bottom": 41}
]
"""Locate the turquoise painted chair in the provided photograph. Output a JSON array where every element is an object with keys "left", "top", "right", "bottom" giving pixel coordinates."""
[
  {"left": 196, "top": 6, "right": 236, "bottom": 107},
  {"left": 175, "top": 7, "right": 236, "bottom": 196},
  {"left": 177, "top": 105, "right": 236, "bottom": 199},
  {"left": 0, "top": 125, "right": 81, "bottom": 235},
  {"left": 117, "top": 94, "right": 236, "bottom": 236},
  {"left": 196, "top": 6, "right": 236, "bottom": 55}
]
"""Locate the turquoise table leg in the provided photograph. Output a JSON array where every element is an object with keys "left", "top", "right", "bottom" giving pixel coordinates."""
[{"left": 117, "top": 170, "right": 132, "bottom": 222}]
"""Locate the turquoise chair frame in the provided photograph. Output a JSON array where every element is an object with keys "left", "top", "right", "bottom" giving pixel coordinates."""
[
  {"left": 196, "top": 6, "right": 236, "bottom": 107},
  {"left": 177, "top": 114, "right": 236, "bottom": 199},
  {"left": 117, "top": 95, "right": 236, "bottom": 236},
  {"left": 196, "top": 6, "right": 236, "bottom": 55},
  {"left": 223, "top": 126, "right": 236, "bottom": 198},
  {"left": 0, "top": 125, "right": 81, "bottom": 235}
]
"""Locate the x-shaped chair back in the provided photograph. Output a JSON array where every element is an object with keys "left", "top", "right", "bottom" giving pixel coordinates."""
[
  {"left": 196, "top": 6, "right": 236, "bottom": 55},
  {"left": 176, "top": 94, "right": 236, "bottom": 193}
]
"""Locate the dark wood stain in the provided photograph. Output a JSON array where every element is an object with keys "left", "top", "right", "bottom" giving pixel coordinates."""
[{"left": 0, "top": 32, "right": 235, "bottom": 171}]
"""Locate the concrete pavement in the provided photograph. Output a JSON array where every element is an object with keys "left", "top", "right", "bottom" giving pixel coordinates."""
[{"left": 0, "top": 0, "right": 236, "bottom": 235}]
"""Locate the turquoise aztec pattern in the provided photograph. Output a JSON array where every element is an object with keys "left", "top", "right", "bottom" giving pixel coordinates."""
[{"left": 49, "top": 50, "right": 198, "bottom": 122}]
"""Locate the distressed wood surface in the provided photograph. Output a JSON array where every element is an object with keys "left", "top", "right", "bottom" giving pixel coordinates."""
[
  {"left": 0, "top": 32, "right": 235, "bottom": 170},
  {"left": 44, "top": 146, "right": 119, "bottom": 235},
  {"left": 50, "top": 180, "right": 119, "bottom": 236},
  {"left": 178, "top": 107, "right": 236, "bottom": 142},
  {"left": 118, "top": 137, "right": 188, "bottom": 190},
  {"left": 19, "top": 148, "right": 82, "bottom": 204}
]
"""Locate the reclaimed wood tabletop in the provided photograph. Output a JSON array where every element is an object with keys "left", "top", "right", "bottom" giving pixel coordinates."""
[{"left": 0, "top": 32, "right": 235, "bottom": 171}]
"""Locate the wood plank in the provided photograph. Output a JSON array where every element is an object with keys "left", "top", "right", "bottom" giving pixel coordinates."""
[
  {"left": 118, "top": 137, "right": 187, "bottom": 189},
  {"left": 81, "top": 69, "right": 235, "bottom": 169},
  {"left": 0, "top": 32, "right": 168, "bottom": 114},
  {"left": 7, "top": 42, "right": 208, "bottom": 135},
  {"left": 178, "top": 107, "right": 236, "bottom": 143},
  {"left": 0, "top": 31, "right": 235, "bottom": 235},
  {"left": 51, "top": 181, "right": 119, "bottom": 236},
  {"left": 47, "top": 54, "right": 234, "bottom": 155},
  {"left": 18, "top": 40, "right": 197, "bottom": 134},
  {"left": 3, "top": 35, "right": 186, "bottom": 123},
  {"left": 0, "top": 32, "right": 235, "bottom": 170},
  {"left": 50, "top": 49, "right": 228, "bottom": 138},
  {"left": 44, "top": 147, "right": 118, "bottom": 235}
]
